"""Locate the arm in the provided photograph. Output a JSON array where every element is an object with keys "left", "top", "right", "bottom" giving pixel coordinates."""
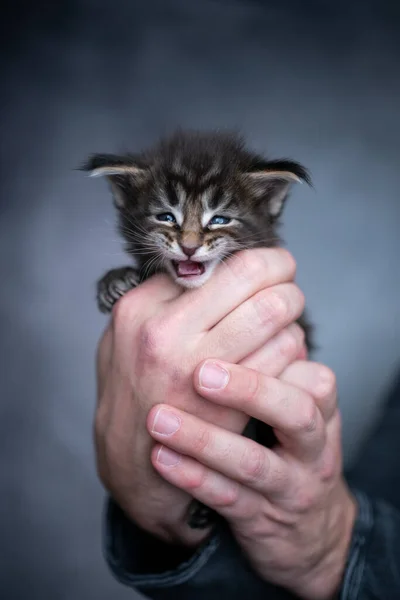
[{"left": 104, "top": 485, "right": 400, "bottom": 600}]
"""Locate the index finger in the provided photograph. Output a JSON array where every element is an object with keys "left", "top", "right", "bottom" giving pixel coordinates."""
[
  {"left": 168, "top": 248, "right": 296, "bottom": 332},
  {"left": 280, "top": 361, "right": 337, "bottom": 422},
  {"left": 193, "top": 360, "right": 326, "bottom": 461}
]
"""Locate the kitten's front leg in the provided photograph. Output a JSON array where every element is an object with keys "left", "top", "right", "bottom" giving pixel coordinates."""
[{"left": 97, "top": 266, "right": 140, "bottom": 313}]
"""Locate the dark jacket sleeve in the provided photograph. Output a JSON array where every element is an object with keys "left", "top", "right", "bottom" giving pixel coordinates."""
[
  {"left": 104, "top": 497, "right": 294, "bottom": 600},
  {"left": 104, "top": 488, "right": 400, "bottom": 600}
]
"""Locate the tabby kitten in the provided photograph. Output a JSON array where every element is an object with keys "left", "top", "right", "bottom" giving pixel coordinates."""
[{"left": 83, "top": 130, "right": 313, "bottom": 529}]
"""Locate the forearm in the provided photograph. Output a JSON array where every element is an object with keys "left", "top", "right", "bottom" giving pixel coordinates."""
[{"left": 288, "top": 482, "right": 357, "bottom": 600}]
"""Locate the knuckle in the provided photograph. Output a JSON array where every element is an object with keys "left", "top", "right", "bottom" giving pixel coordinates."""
[
  {"left": 138, "top": 317, "right": 186, "bottom": 386},
  {"left": 292, "top": 322, "right": 306, "bottom": 346},
  {"left": 293, "top": 398, "right": 318, "bottom": 434},
  {"left": 138, "top": 317, "right": 169, "bottom": 362},
  {"left": 193, "top": 427, "right": 212, "bottom": 454},
  {"left": 240, "top": 443, "right": 268, "bottom": 485},
  {"left": 314, "top": 365, "right": 337, "bottom": 399},
  {"left": 319, "top": 449, "right": 338, "bottom": 481},
  {"left": 295, "top": 489, "right": 316, "bottom": 513},
  {"left": 184, "top": 468, "right": 208, "bottom": 492},
  {"left": 112, "top": 290, "right": 139, "bottom": 329},
  {"left": 213, "top": 482, "right": 240, "bottom": 508},
  {"left": 291, "top": 285, "right": 306, "bottom": 317},
  {"left": 230, "top": 250, "right": 266, "bottom": 282},
  {"left": 242, "top": 369, "right": 261, "bottom": 404},
  {"left": 254, "top": 290, "right": 289, "bottom": 327},
  {"left": 278, "top": 248, "right": 297, "bottom": 277},
  {"left": 111, "top": 291, "right": 136, "bottom": 325},
  {"left": 278, "top": 327, "right": 302, "bottom": 360}
]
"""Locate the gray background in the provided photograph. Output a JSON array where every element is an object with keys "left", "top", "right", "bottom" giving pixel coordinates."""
[{"left": 1, "top": 1, "right": 399, "bottom": 598}]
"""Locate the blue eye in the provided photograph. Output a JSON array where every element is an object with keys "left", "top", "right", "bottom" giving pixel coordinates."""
[
  {"left": 156, "top": 212, "right": 176, "bottom": 223},
  {"left": 209, "top": 215, "right": 232, "bottom": 226}
]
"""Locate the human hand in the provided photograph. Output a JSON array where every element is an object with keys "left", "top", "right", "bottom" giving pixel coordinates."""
[
  {"left": 147, "top": 359, "right": 356, "bottom": 599},
  {"left": 95, "top": 248, "right": 306, "bottom": 546}
]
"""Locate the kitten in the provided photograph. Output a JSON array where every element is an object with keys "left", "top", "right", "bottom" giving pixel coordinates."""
[{"left": 83, "top": 129, "right": 314, "bottom": 529}]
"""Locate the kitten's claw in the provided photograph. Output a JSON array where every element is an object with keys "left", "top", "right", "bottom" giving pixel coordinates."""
[
  {"left": 97, "top": 267, "right": 140, "bottom": 313},
  {"left": 187, "top": 500, "right": 216, "bottom": 529}
]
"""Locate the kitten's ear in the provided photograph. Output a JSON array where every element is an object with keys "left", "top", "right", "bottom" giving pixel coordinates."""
[
  {"left": 81, "top": 154, "right": 147, "bottom": 208},
  {"left": 245, "top": 160, "right": 311, "bottom": 219}
]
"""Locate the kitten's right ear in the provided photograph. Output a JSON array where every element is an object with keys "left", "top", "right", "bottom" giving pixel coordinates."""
[
  {"left": 244, "top": 160, "right": 312, "bottom": 219},
  {"left": 81, "top": 154, "right": 147, "bottom": 208}
]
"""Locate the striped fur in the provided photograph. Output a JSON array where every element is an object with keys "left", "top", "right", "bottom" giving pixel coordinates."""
[{"left": 84, "top": 130, "right": 311, "bottom": 288}]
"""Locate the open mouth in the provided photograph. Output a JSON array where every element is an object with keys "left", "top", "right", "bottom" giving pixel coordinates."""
[{"left": 172, "top": 260, "right": 206, "bottom": 278}]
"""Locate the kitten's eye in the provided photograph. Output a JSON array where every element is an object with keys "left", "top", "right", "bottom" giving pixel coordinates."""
[
  {"left": 209, "top": 215, "right": 232, "bottom": 226},
  {"left": 156, "top": 212, "right": 176, "bottom": 223}
]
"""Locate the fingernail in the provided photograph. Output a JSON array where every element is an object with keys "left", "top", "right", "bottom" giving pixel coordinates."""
[
  {"left": 157, "top": 446, "right": 181, "bottom": 466},
  {"left": 199, "top": 361, "right": 230, "bottom": 390},
  {"left": 152, "top": 409, "right": 181, "bottom": 435}
]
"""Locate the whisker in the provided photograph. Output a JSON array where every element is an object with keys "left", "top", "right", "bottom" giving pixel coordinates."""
[
  {"left": 142, "top": 252, "right": 164, "bottom": 279},
  {"left": 120, "top": 214, "right": 151, "bottom": 237}
]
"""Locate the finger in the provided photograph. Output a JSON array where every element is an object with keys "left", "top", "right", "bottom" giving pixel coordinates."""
[
  {"left": 113, "top": 271, "right": 181, "bottom": 315},
  {"left": 147, "top": 405, "right": 289, "bottom": 498},
  {"left": 296, "top": 344, "right": 308, "bottom": 360},
  {"left": 240, "top": 323, "right": 305, "bottom": 377},
  {"left": 169, "top": 248, "right": 296, "bottom": 332},
  {"left": 151, "top": 444, "right": 262, "bottom": 525},
  {"left": 280, "top": 361, "right": 337, "bottom": 422},
  {"left": 111, "top": 272, "right": 182, "bottom": 332},
  {"left": 201, "top": 283, "right": 305, "bottom": 364},
  {"left": 131, "top": 271, "right": 182, "bottom": 302},
  {"left": 193, "top": 361, "right": 326, "bottom": 461}
]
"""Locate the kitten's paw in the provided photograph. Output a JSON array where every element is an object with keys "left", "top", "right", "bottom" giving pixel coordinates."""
[
  {"left": 97, "top": 267, "right": 140, "bottom": 313},
  {"left": 187, "top": 500, "right": 216, "bottom": 529}
]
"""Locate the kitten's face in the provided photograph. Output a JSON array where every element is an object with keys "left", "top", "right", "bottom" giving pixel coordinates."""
[
  {"left": 132, "top": 177, "right": 269, "bottom": 288},
  {"left": 118, "top": 164, "right": 287, "bottom": 288},
  {"left": 84, "top": 131, "right": 310, "bottom": 288}
]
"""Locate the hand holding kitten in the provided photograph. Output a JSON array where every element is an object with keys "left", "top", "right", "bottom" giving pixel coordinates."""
[
  {"left": 88, "top": 129, "right": 315, "bottom": 527},
  {"left": 95, "top": 248, "right": 305, "bottom": 546},
  {"left": 148, "top": 358, "right": 356, "bottom": 600}
]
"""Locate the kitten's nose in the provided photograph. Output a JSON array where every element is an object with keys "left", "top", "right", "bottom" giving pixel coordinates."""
[{"left": 180, "top": 244, "right": 199, "bottom": 258}]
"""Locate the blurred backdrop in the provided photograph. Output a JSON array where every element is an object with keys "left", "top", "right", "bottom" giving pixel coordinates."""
[{"left": 1, "top": 0, "right": 399, "bottom": 598}]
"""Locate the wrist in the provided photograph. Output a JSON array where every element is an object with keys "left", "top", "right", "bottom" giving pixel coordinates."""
[
  {"left": 121, "top": 497, "right": 214, "bottom": 548},
  {"left": 295, "top": 482, "right": 357, "bottom": 600},
  {"left": 160, "top": 522, "right": 215, "bottom": 548}
]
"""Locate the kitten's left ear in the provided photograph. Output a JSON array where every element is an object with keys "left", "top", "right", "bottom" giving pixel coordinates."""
[
  {"left": 81, "top": 153, "right": 147, "bottom": 208},
  {"left": 245, "top": 160, "right": 312, "bottom": 219}
]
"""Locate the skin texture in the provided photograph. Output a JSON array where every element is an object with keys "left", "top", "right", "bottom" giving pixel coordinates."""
[
  {"left": 148, "top": 361, "right": 356, "bottom": 599},
  {"left": 96, "top": 247, "right": 303, "bottom": 546},
  {"left": 95, "top": 248, "right": 356, "bottom": 598}
]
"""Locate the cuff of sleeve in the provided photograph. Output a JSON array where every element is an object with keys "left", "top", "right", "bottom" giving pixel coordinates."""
[
  {"left": 104, "top": 497, "right": 221, "bottom": 590},
  {"left": 340, "top": 488, "right": 374, "bottom": 599}
]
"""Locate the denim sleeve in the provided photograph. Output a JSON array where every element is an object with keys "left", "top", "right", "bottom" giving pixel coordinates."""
[
  {"left": 104, "top": 488, "right": 400, "bottom": 600},
  {"left": 104, "top": 497, "right": 294, "bottom": 600},
  {"left": 340, "top": 488, "right": 400, "bottom": 600}
]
